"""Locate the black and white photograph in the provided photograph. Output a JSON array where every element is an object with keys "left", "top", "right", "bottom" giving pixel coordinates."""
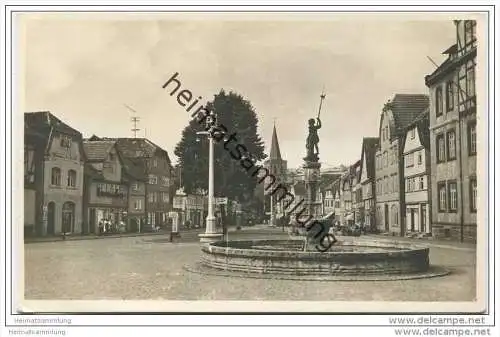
[{"left": 2, "top": 4, "right": 497, "bottom": 336}]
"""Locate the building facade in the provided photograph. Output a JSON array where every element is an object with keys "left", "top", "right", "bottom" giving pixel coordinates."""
[
  {"left": 24, "top": 123, "right": 46, "bottom": 237},
  {"left": 25, "top": 111, "right": 85, "bottom": 236},
  {"left": 425, "top": 20, "right": 477, "bottom": 242},
  {"left": 359, "top": 137, "right": 379, "bottom": 231},
  {"left": 121, "top": 157, "right": 147, "bottom": 232},
  {"left": 350, "top": 161, "right": 362, "bottom": 224},
  {"left": 82, "top": 141, "right": 129, "bottom": 233},
  {"left": 402, "top": 109, "right": 432, "bottom": 235},
  {"left": 114, "top": 138, "right": 175, "bottom": 228},
  {"left": 375, "top": 94, "right": 429, "bottom": 235}
]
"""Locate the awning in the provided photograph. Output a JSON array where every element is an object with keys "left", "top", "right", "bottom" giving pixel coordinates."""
[{"left": 345, "top": 213, "right": 354, "bottom": 221}]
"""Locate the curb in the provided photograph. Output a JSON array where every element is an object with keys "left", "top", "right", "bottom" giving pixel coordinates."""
[{"left": 24, "top": 231, "right": 172, "bottom": 244}]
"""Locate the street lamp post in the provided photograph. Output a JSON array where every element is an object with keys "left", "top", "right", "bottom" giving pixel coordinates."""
[{"left": 197, "top": 113, "right": 223, "bottom": 243}]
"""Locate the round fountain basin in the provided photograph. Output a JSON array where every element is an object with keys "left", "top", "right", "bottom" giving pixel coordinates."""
[{"left": 200, "top": 239, "right": 430, "bottom": 276}]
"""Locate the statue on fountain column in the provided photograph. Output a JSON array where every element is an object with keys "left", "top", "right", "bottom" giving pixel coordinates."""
[{"left": 305, "top": 117, "right": 322, "bottom": 162}]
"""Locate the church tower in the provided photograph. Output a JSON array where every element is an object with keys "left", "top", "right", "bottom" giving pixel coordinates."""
[{"left": 263, "top": 123, "right": 288, "bottom": 224}]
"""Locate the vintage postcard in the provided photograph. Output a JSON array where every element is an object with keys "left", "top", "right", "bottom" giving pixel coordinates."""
[{"left": 10, "top": 9, "right": 491, "bottom": 318}]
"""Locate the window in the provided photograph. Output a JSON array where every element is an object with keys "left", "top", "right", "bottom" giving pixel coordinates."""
[
  {"left": 409, "top": 177, "right": 415, "bottom": 192},
  {"left": 417, "top": 151, "right": 423, "bottom": 165},
  {"left": 436, "top": 134, "right": 446, "bottom": 163},
  {"left": 134, "top": 199, "right": 142, "bottom": 210},
  {"left": 448, "top": 181, "right": 458, "bottom": 212},
  {"left": 393, "top": 175, "right": 398, "bottom": 192},
  {"left": 446, "top": 81, "right": 454, "bottom": 111},
  {"left": 419, "top": 176, "right": 425, "bottom": 190},
  {"left": 468, "top": 122, "right": 477, "bottom": 155},
  {"left": 148, "top": 175, "right": 158, "bottom": 184},
  {"left": 438, "top": 182, "right": 447, "bottom": 212},
  {"left": 392, "top": 205, "right": 398, "bottom": 226},
  {"left": 447, "top": 130, "right": 456, "bottom": 160},
  {"left": 60, "top": 136, "right": 72, "bottom": 148},
  {"left": 390, "top": 147, "right": 395, "bottom": 165},
  {"left": 435, "top": 86, "right": 443, "bottom": 117},
  {"left": 153, "top": 159, "right": 158, "bottom": 167},
  {"left": 406, "top": 178, "right": 411, "bottom": 192},
  {"left": 24, "top": 147, "right": 35, "bottom": 183},
  {"left": 51, "top": 167, "right": 61, "bottom": 186},
  {"left": 405, "top": 153, "right": 414, "bottom": 167},
  {"left": 161, "top": 176, "right": 169, "bottom": 186},
  {"left": 464, "top": 20, "right": 476, "bottom": 46},
  {"left": 148, "top": 212, "right": 155, "bottom": 225},
  {"left": 470, "top": 178, "right": 477, "bottom": 213},
  {"left": 383, "top": 151, "right": 388, "bottom": 167},
  {"left": 67, "top": 170, "right": 76, "bottom": 187},
  {"left": 410, "top": 128, "right": 416, "bottom": 139},
  {"left": 131, "top": 183, "right": 139, "bottom": 191},
  {"left": 466, "top": 61, "right": 476, "bottom": 97},
  {"left": 162, "top": 192, "right": 169, "bottom": 203},
  {"left": 148, "top": 192, "right": 158, "bottom": 203}
]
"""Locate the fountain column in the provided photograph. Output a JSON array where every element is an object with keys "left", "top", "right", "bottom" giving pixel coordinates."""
[{"left": 303, "top": 160, "right": 322, "bottom": 219}]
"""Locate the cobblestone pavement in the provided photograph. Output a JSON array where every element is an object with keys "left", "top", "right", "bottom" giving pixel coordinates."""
[{"left": 24, "top": 229, "right": 477, "bottom": 301}]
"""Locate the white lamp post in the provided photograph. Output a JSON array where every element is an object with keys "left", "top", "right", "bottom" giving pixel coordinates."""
[{"left": 197, "top": 113, "right": 223, "bottom": 243}]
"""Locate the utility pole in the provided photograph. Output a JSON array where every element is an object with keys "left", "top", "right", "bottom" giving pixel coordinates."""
[{"left": 124, "top": 104, "right": 141, "bottom": 138}]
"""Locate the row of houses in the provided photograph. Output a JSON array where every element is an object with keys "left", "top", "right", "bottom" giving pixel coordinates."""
[
  {"left": 323, "top": 20, "right": 477, "bottom": 242},
  {"left": 24, "top": 111, "right": 177, "bottom": 237}
]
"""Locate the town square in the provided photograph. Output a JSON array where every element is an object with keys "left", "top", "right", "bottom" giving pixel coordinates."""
[{"left": 21, "top": 16, "right": 480, "bottom": 304}]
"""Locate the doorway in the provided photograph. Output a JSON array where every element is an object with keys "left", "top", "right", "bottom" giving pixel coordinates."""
[
  {"left": 410, "top": 209, "right": 415, "bottom": 232},
  {"left": 384, "top": 204, "right": 389, "bottom": 231},
  {"left": 89, "top": 208, "right": 96, "bottom": 234},
  {"left": 420, "top": 205, "right": 427, "bottom": 233},
  {"left": 47, "top": 202, "right": 55, "bottom": 235},
  {"left": 62, "top": 202, "right": 75, "bottom": 233}
]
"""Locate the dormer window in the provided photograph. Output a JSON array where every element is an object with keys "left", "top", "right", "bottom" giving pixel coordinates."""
[{"left": 60, "top": 136, "right": 72, "bottom": 148}]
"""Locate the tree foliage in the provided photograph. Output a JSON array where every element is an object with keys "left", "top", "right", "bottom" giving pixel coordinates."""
[{"left": 174, "top": 90, "right": 267, "bottom": 202}]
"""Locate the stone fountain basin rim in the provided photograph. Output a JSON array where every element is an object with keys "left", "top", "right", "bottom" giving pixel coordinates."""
[{"left": 202, "top": 239, "right": 429, "bottom": 259}]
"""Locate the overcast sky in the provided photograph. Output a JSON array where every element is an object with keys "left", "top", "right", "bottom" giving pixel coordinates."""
[{"left": 20, "top": 13, "right": 459, "bottom": 168}]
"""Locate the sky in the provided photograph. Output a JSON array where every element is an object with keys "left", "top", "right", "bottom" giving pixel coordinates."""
[{"left": 20, "top": 13, "right": 458, "bottom": 169}]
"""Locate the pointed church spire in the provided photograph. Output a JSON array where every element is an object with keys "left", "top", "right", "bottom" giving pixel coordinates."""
[{"left": 269, "top": 122, "right": 282, "bottom": 160}]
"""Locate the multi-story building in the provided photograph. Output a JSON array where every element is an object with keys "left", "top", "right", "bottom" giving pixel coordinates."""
[
  {"left": 425, "top": 20, "right": 477, "bottom": 242},
  {"left": 332, "top": 180, "right": 343, "bottom": 223},
  {"left": 350, "top": 161, "right": 362, "bottom": 224},
  {"left": 121, "top": 157, "right": 147, "bottom": 232},
  {"left": 172, "top": 187, "right": 206, "bottom": 228},
  {"left": 24, "top": 111, "right": 85, "bottom": 236},
  {"left": 82, "top": 140, "right": 128, "bottom": 233},
  {"left": 402, "top": 109, "right": 431, "bottom": 235},
  {"left": 375, "top": 94, "right": 430, "bottom": 235},
  {"left": 88, "top": 136, "right": 175, "bottom": 229},
  {"left": 113, "top": 138, "right": 174, "bottom": 228},
  {"left": 340, "top": 172, "right": 353, "bottom": 224},
  {"left": 359, "top": 137, "right": 379, "bottom": 231},
  {"left": 323, "top": 186, "right": 336, "bottom": 216},
  {"left": 24, "top": 121, "right": 47, "bottom": 237}
]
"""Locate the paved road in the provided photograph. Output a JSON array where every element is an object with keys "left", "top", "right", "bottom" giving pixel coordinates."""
[{"left": 24, "top": 228, "right": 477, "bottom": 302}]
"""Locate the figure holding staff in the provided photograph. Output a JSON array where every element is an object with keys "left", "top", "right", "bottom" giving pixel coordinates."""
[{"left": 305, "top": 91, "right": 325, "bottom": 161}]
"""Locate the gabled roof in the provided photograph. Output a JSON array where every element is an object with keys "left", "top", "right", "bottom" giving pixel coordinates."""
[
  {"left": 121, "top": 157, "right": 148, "bottom": 181},
  {"left": 82, "top": 140, "right": 116, "bottom": 162},
  {"left": 89, "top": 136, "right": 172, "bottom": 164},
  {"left": 389, "top": 94, "right": 429, "bottom": 136},
  {"left": 25, "top": 111, "right": 83, "bottom": 138},
  {"left": 405, "top": 108, "right": 431, "bottom": 150},
  {"left": 361, "top": 137, "right": 379, "bottom": 180}
]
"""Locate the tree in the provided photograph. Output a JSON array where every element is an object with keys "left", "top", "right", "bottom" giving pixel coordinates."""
[{"left": 174, "top": 90, "right": 267, "bottom": 203}]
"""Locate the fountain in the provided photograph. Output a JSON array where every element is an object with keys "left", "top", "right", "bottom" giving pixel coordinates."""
[{"left": 185, "top": 93, "right": 449, "bottom": 281}]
